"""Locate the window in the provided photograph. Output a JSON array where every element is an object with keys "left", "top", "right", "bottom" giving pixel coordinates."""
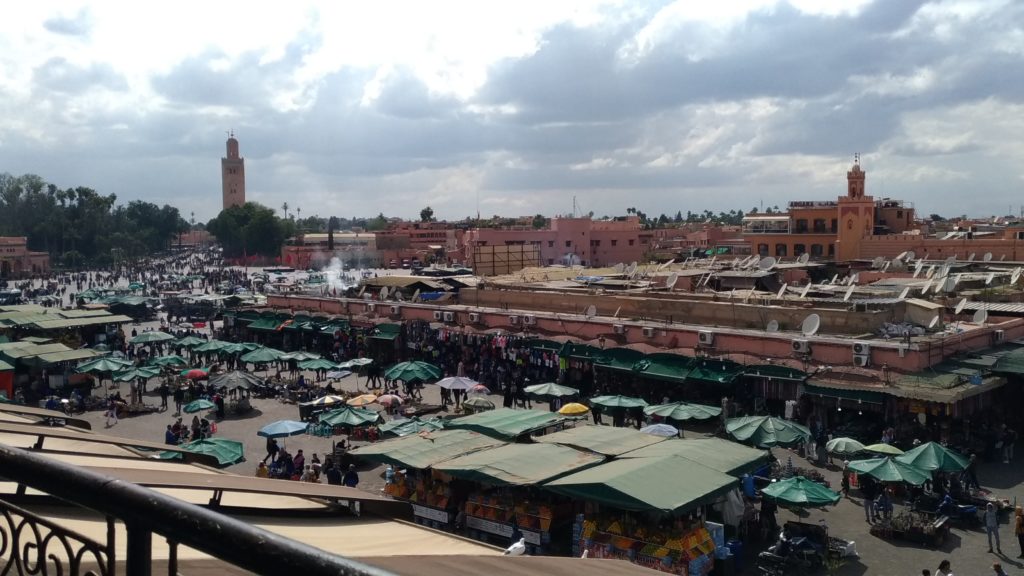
[
  {"left": 794, "top": 244, "right": 806, "bottom": 256},
  {"left": 611, "top": 239, "right": 618, "bottom": 246},
  {"left": 758, "top": 243, "right": 769, "bottom": 256},
  {"left": 565, "top": 240, "right": 572, "bottom": 248},
  {"left": 796, "top": 219, "right": 808, "bottom": 233},
  {"left": 775, "top": 244, "right": 788, "bottom": 257},
  {"left": 547, "top": 241, "right": 554, "bottom": 248},
  {"left": 828, "top": 244, "right": 835, "bottom": 256},
  {"left": 813, "top": 219, "right": 827, "bottom": 233},
  {"left": 628, "top": 239, "right": 635, "bottom": 246},
  {"left": 831, "top": 219, "right": 838, "bottom": 233},
  {"left": 811, "top": 244, "right": 824, "bottom": 257},
  {"left": 897, "top": 210, "right": 903, "bottom": 219},
  {"left": 548, "top": 259, "right": 554, "bottom": 265}
]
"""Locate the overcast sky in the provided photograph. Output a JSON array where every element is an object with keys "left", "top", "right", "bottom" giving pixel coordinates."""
[{"left": 1, "top": 1, "right": 1022, "bottom": 222}]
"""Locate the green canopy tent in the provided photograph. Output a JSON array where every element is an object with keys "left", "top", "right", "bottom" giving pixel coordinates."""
[
  {"left": 221, "top": 342, "right": 261, "bottom": 355},
  {"left": 825, "top": 437, "right": 866, "bottom": 456},
  {"left": 280, "top": 351, "right": 322, "bottom": 362},
  {"left": 297, "top": 359, "right": 338, "bottom": 371},
  {"left": 76, "top": 357, "right": 133, "bottom": 389},
  {"left": 208, "top": 370, "right": 264, "bottom": 391},
  {"left": 644, "top": 401, "right": 722, "bottom": 422},
  {"left": 895, "top": 441, "right": 969, "bottom": 472},
  {"left": 160, "top": 438, "right": 244, "bottom": 467},
  {"left": 590, "top": 395, "right": 648, "bottom": 410},
  {"left": 762, "top": 476, "right": 840, "bottom": 508},
  {"left": 725, "top": 415, "right": 811, "bottom": 448},
  {"left": 534, "top": 425, "right": 668, "bottom": 457},
  {"left": 621, "top": 438, "right": 770, "bottom": 476},
  {"left": 318, "top": 406, "right": 381, "bottom": 427},
  {"left": 847, "top": 456, "right": 930, "bottom": 486},
  {"left": 349, "top": 429, "right": 506, "bottom": 469},
  {"left": 183, "top": 399, "right": 217, "bottom": 413},
  {"left": 523, "top": 382, "right": 579, "bottom": 400},
  {"left": 129, "top": 331, "right": 175, "bottom": 345},
  {"left": 545, "top": 456, "right": 738, "bottom": 516},
  {"left": 149, "top": 354, "right": 188, "bottom": 368},
  {"left": 112, "top": 367, "right": 161, "bottom": 382},
  {"left": 384, "top": 361, "right": 442, "bottom": 382},
  {"left": 445, "top": 407, "right": 565, "bottom": 440},
  {"left": 378, "top": 417, "right": 446, "bottom": 437},
  {"left": 461, "top": 397, "right": 495, "bottom": 413},
  {"left": 434, "top": 443, "right": 604, "bottom": 486},
  {"left": 174, "top": 336, "right": 208, "bottom": 348},
  {"left": 193, "top": 340, "right": 231, "bottom": 353},
  {"left": 240, "top": 346, "right": 285, "bottom": 364},
  {"left": 864, "top": 443, "right": 904, "bottom": 456}
]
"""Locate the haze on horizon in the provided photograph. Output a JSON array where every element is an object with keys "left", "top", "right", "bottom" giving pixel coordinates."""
[{"left": 1, "top": 0, "right": 1022, "bottom": 223}]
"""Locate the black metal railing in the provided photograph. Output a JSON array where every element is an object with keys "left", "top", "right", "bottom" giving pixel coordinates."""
[{"left": 0, "top": 443, "right": 395, "bottom": 576}]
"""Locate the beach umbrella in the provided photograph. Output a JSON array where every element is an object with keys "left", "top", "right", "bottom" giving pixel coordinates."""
[
  {"left": 825, "top": 437, "right": 866, "bottom": 456},
  {"left": 318, "top": 406, "right": 380, "bottom": 427},
  {"left": 129, "top": 331, "right": 174, "bottom": 345},
  {"left": 462, "top": 397, "right": 495, "bottom": 411},
  {"left": 470, "top": 384, "right": 491, "bottom": 395},
  {"left": 174, "top": 336, "right": 207, "bottom": 348},
  {"left": 643, "top": 401, "right": 722, "bottom": 422},
  {"left": 280, "top": 351, "right": 322, "bottom": 361},
  {"left": 590, "top": 395, "right": 648, "bottom": 409},
  {"left": 377, "top": 394, "right": 404, "bottom": 407},
  {"left": 76, "top": 357, "right": 133, "bottom": 374},
  {"left": 240, "top": 346, "right": 285, "bottom": 364},
  {"left": 162, "top": 438, "right": 244, "bottom": 467},
  {"left": 435, "top": 376, "right": 478, "bottom": 390},
  {"left": 337, "top": 358, "right": 373, "bottom": 369},
  {"left": 726, "top": 415, "right": 811, "bottom": 448},
  {"left": 762, "top": 476, "right": 841, "bottom": 508},
  {"left": 183, "top": 368, "right": 210, "bottom": 380},
  {"left": 864, "top": 443, "right": 904, "bottom": 456},
  {"left": 208, "top": 370, "right": 264, "bottom": 391},
  {"left": 848, "top": 456, "right": 930, "bottom": 485},
  {"left": 896, "top": 441, "right": 969, "bottom": 472},
  {"left": 524, "top": 382, "right": 579, "bottom": 399},
  {"left": 640, "top": 424, "right": 680, "bottom": 438},
  {"left": 149, "top": 354, "right": 188, "bottom": 368},
  {"left": 305, "top": 395, "right": 346, "bottom": 407},
  {"left": 193, "top": 340, "right": 230, "bottom": 353},
  {"left": 558, "top": 402, "right": 591, "bottom": 416},
  {"left": 258, "top": 420, "right": 309, "bottom": 439},
  {"left": 346, "top": 393, "right": 378, "bottom": 407},
  {"left": 127, "top": 282, "right": 146, "bottom": 291},
  {"left": 112, "top": 367, "right": 160, "bottom": 382},
  {"left": 297, "top": 358, "right": 337, "bottom": 371},
  {"left": 325, "top": 370, "right": 353, "bottom": 380},
  {"left": 183, "top": 399, "right": 216, "bottom": 413},
  {"left": 386, "top": 361, "right": 442, "bottom": 382}
]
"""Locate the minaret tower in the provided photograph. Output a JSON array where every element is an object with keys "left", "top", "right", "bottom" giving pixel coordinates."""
[{"left": 221, "top": 131, "right": 246, "bottom": 210}]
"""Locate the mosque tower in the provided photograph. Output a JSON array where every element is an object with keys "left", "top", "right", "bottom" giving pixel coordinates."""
[{"left": 221, "top": 132, "right": 246, "bottom": 210}]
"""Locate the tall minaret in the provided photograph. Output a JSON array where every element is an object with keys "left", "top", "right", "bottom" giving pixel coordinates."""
[{"left": 221, "top": 132, "right": 246, "bottom": 210}]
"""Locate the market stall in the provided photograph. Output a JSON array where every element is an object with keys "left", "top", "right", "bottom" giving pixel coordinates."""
[{"left": 445, "top": 407, "right": 567, "bottom": 440}]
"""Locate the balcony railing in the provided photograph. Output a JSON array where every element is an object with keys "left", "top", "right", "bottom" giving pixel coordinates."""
[{"left": 0, "top": 443, "right": 395, "bottom": 576}]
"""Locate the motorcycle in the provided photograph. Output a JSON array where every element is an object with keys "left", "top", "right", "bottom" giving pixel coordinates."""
[{"left": 756, "top": 530, "right": 825, "bottom": 575}]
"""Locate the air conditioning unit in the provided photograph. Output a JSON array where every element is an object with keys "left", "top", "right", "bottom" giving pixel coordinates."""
[
  {"left": 432, "top": 310, "right": 443, "bottom": 321},
  {"left": 612, "top": 324, "right": 625, "bottom": 335},
  {"left": 468, "top": 312, "right": 481, "bottom": 324},
  {"left": 995, "top": 330, "right": 1006, "bottom": 344},
  {"left": 642, "top": 327, "right": 656, "bottom": 338},
  {"left": 898, "top": 346, "right": 907, "bottom": 358},
  {"left": 852, "top": 342, "right": 871, "bottom": 355},
  {"left": 697, "top": 330, "right": 714, "bottom": 346},
  {"left": 443, "top": 311, "right": 455, "bottom": 322},
  {"left": 792, "top": 339, "right": 811, "bottom": 354},
  {"left": 389, "top": 305, "right": 400, "bottom": 316},
  {"left": 522, "top": 315, "right": 537, "bottom": 326},
  {"left": 853, "top": 354, "right": 870, "bottom": 367},
  {"left": 508, "top": 315, "right": 520, "bottom": 325}
]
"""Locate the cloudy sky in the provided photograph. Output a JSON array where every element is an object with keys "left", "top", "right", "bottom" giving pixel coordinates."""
[{"left": 1, "top": 1, "right": 1022, "bottom": 222}]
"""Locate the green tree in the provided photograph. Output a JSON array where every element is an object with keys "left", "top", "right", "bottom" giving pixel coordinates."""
[
  {"left": 207, "top": 202, "right": 293, "bottom": 258},
  {"left": 420, "top": 206, "right": 435, "bottom": 222},
  {"left": 531, "top": 214, "right": 548, "bottom": 229}
]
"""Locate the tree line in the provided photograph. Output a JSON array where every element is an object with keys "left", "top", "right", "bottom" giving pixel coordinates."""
[{"left": 0, "top": 173, "right": 189, "bottom": 267}]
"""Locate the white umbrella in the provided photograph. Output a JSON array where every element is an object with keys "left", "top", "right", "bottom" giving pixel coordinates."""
[{"left": 435, "top": 376, "right": 478, "bottom": 390}]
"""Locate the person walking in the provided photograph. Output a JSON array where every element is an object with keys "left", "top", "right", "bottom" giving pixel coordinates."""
[
  {"left": 263, "top": 437, "right": 279, "bottom": 464},
  {"left": 985, "top": 502, "right": 1001, "bottom": 553},
  {"left": 861, "top": 476, "right": 877, "bottom": 523},
  {"left": 159, "top": 382, "right": 169, "bottom": 411},
  {"left": 1014, "top": 506, "right": 1024, "bottom": 558},
  {"left": 936, "top": 559, "right": 953, "bottom": 576},
  {"left": 342, "top": 464, "right": 359, "bottom": 487}
]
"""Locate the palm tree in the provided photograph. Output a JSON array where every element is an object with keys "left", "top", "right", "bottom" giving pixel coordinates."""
[
  {"left": 281, "top": 202, "right": 289, "bottom": 219},
  {"left": 296, "top": 207, "right": 301, "bottom": 221}
]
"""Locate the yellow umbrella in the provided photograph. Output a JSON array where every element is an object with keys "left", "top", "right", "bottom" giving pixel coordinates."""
[
  {"left": 558, "top": 402, "right": 590, "bottom": 416},
  {"left": 347, "top": 393, "right": 378, "bottom": 407}
]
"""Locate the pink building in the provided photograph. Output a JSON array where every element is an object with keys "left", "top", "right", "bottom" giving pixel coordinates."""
[
  {"left": 463, "top": 216, "right": 654, "bottom": 268},
  {"left": 0, "top": 237, "right": 49, "bottom": 278}
]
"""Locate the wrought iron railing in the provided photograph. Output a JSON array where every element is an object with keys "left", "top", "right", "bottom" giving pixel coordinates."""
[{"left": 0, "top": 443, "right": 395, "bottom": 576}]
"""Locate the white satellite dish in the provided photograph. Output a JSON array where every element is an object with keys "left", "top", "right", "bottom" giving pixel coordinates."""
[
  {"left": 986, "top": 272, "right": 995, "bottom": 285},
  {"left": 800, "top": 283, "right": 812, "bottom": 298},
  {"left": 912, "top": 266, "right": 922, "bottom": 279},
  {"left": 659, "top": 259, "right": 675, "bottom": 271},
  {"left": 983, "top": 252, "right": 993, "bottom": 262},
  {"left": 922, "top": 253, "right": 929, "bottom": 262},
  {"left": 891, "top": 259, "right": 905, "bottom": 271},
  {"left": 1012, "top": 268, "right": 1022, "bottom": 284},
  {"left": 905, "top": 251, "right": 916, "bottom": 261},
  {"left": 920, "top": 279, "right": 933, "bottom": 294},
  {"left": 412, "top": 289, "right": 421, "bottom": 302},
  {"left": 899, "top": 287, "right": 910, "bottom": 300},
  {"left": 358, "top": 285, "right": 366, "bottom": 297},
  {"left": 968, "top": 252, "right": 976, "bottom": 262},
  {"left": 895, "top": 251, "right": 908, "bottom": 261},
  {"left": 872, "top": 256, "right": 885, "bottom": 269},
  {"left": 925, "top": 265, "right": 936, "bottom": 279},
  {"left": 973, "top": 309, "right": 988, "bottom": 325},
  {"left": 843, "top": 284, "right": 855, "bottom": 302},
  {"left": 1001, "top": 254, "right": 1007, "bottom": 261},
  {"left": 613, "top": 263, "right": 625, "bottom": 274},
  {"left": 585, "top": 304, "right": 597, "bottom": 318},
  {"left": 882, "top": 260, "right": 892, "bottom": 272},
  {"left": 758, "top": 257, "right": 777, "bottom": 270},
  {"left": 801, "top": 314, "right": 821, "bottom": 336},
  {"left": 829, "top": 274, "right": 839, "bottom": 285},
  {"left": 776, "top": 283, "right": 788, "bottom": 298},
  {"left": 666, "top": 273, "right": 679, "bottom": 290},
  {"left": 927, "top": 315, "right": 940, "bottom": 330},
  {"left": 380, "top": 286, "right": 389, "bottom": 299},
  {"left": 613, "top": 306, "right": 621, "bottom": 317},
  {"left": 945, "top": 256, "right": 956, "bottom": 264},
  {"left": 798, "top": 253, "right": 810, "bottom": 264},
  {"left": 628, "top": 262, "right": 638, "bottom": 275},
  {"left": 766, "top": 319, "right": 780, "bottom": 333},
  {"left": 955, "top": 298, "right": 967, "bottom": 315},
  {"left": 942, "top": 277, "right": 957, "bottom": 293}
]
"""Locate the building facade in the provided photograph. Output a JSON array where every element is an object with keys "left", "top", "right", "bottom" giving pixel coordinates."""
[
  {"left": 0, "top": 237, "right": 50, "bottom": 278},
  {"left": 221, "top": 134, "right": 246, "bottom": 210}
]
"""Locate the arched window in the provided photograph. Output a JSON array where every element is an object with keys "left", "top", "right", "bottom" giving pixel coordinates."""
[
  {"left": 794, "top": 244, "right": 806, "bottom": 256},
  {"left": 811, "top": 244, "right": 824, "bottom": 257},
  {"left": 775, "top": 244, "right": 788, "bottom": 257},
  {"left": 758, "top": 243, "right": 769, "bottom": 257}
]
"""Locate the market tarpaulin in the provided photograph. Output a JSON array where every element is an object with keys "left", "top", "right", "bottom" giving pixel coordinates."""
[
  {"left": 534, "top": 425, "right": 668, "bottom": 457},
  {"left": 621, "top": 438, "right": 769, "bottom": 476},
  {"left": 434, "top": 443, "right": 604, "bottom": 486},
  {"left": 370, "top": 323, "right": 403, "bottom": 341},
  {"left": 445, "top": 407, "right": 565, "bottom": 440},
  {"left": 631, "top": 353, "right": 691, "bottom": 383},
  {"left": 349, "top": 429, "right": 506, "bottom": 470},
  {"left": 993, "top": 347, "right": 1024, "bottom": 375},
  {"left": 593, "top": 348, "right": 645, "bottom": 372},
  {"left": 544, "top": 456, "right": 737, "bottom": 516}
]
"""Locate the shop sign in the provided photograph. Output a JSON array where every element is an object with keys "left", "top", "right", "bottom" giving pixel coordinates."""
[
  {"left": 466, "top": 516, "right": 541, "bottom": 545},
  {"left": 412, "top": 504, "right": 450, "bottom": 524}
]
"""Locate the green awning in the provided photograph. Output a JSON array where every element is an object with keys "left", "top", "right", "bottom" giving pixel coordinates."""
[
  {"left": 993, "top": 348, "right": 1024, "bottom": 375},
  {"left": 621, "top": 438, "right": 769, "bottom": 476},
  {"left": 804, "top": 383, "right": 886, "bottom": 404},
  {"left": 594, "top": 348, "right": 645, "bottom": 371},
  {"left": 23, "top": 349, "right": 105, "bottom": 367},
  {"left": 320, "top": 321, "right": 349, "bottom": 334},
  {"left": 434, "top": 443, "right": 604, "bottom": 486},
  {"left": 743, "top": 364, "right": 808, "bottom": 382},
  {"left": 349, "top": 429, "right": 506, "bottom": 469},
  {"left": 523, "top": 339, "right": 563, "bottom": 352},
  {"left": 562, "top": 343, "right": 604, "bottom": 360},
  {"left": 632, "top": 353, "right": 691, "bottom": 383},
  {"left": 686, "top": 358, "right": 744, "bottom": 385},
  {"left": 247, "top": 318, "right": 282, "bottom": 331},
  {"left": 534, "top": 425, "right": 668, "bottom": 457},
  {"left": 445, "top": 407, "right": 565, "bottom": 440},
  {"left": 544, "top": 456, "right": 738, "bottom": 516},
  {"left": 370, "top": 323, "right": 402, "bottom": 341}
]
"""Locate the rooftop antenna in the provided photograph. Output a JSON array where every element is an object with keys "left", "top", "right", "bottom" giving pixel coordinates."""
[{"left": 801, "top": 314, "right": 821, "bottom": 337}]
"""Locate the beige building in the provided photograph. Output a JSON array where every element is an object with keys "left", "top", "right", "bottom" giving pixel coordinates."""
[{"left": 221, "top": 133, "right": 246, "bottom": 210}]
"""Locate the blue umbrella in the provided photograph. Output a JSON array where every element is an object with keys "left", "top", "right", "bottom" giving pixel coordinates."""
[{"left": 257, "top": 420, "right": 309, "bottom": 439}]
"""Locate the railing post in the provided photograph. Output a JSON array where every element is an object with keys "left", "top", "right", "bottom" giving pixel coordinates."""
[{"left": 126, "top": 521, "right": 152, "bottom": 576}]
